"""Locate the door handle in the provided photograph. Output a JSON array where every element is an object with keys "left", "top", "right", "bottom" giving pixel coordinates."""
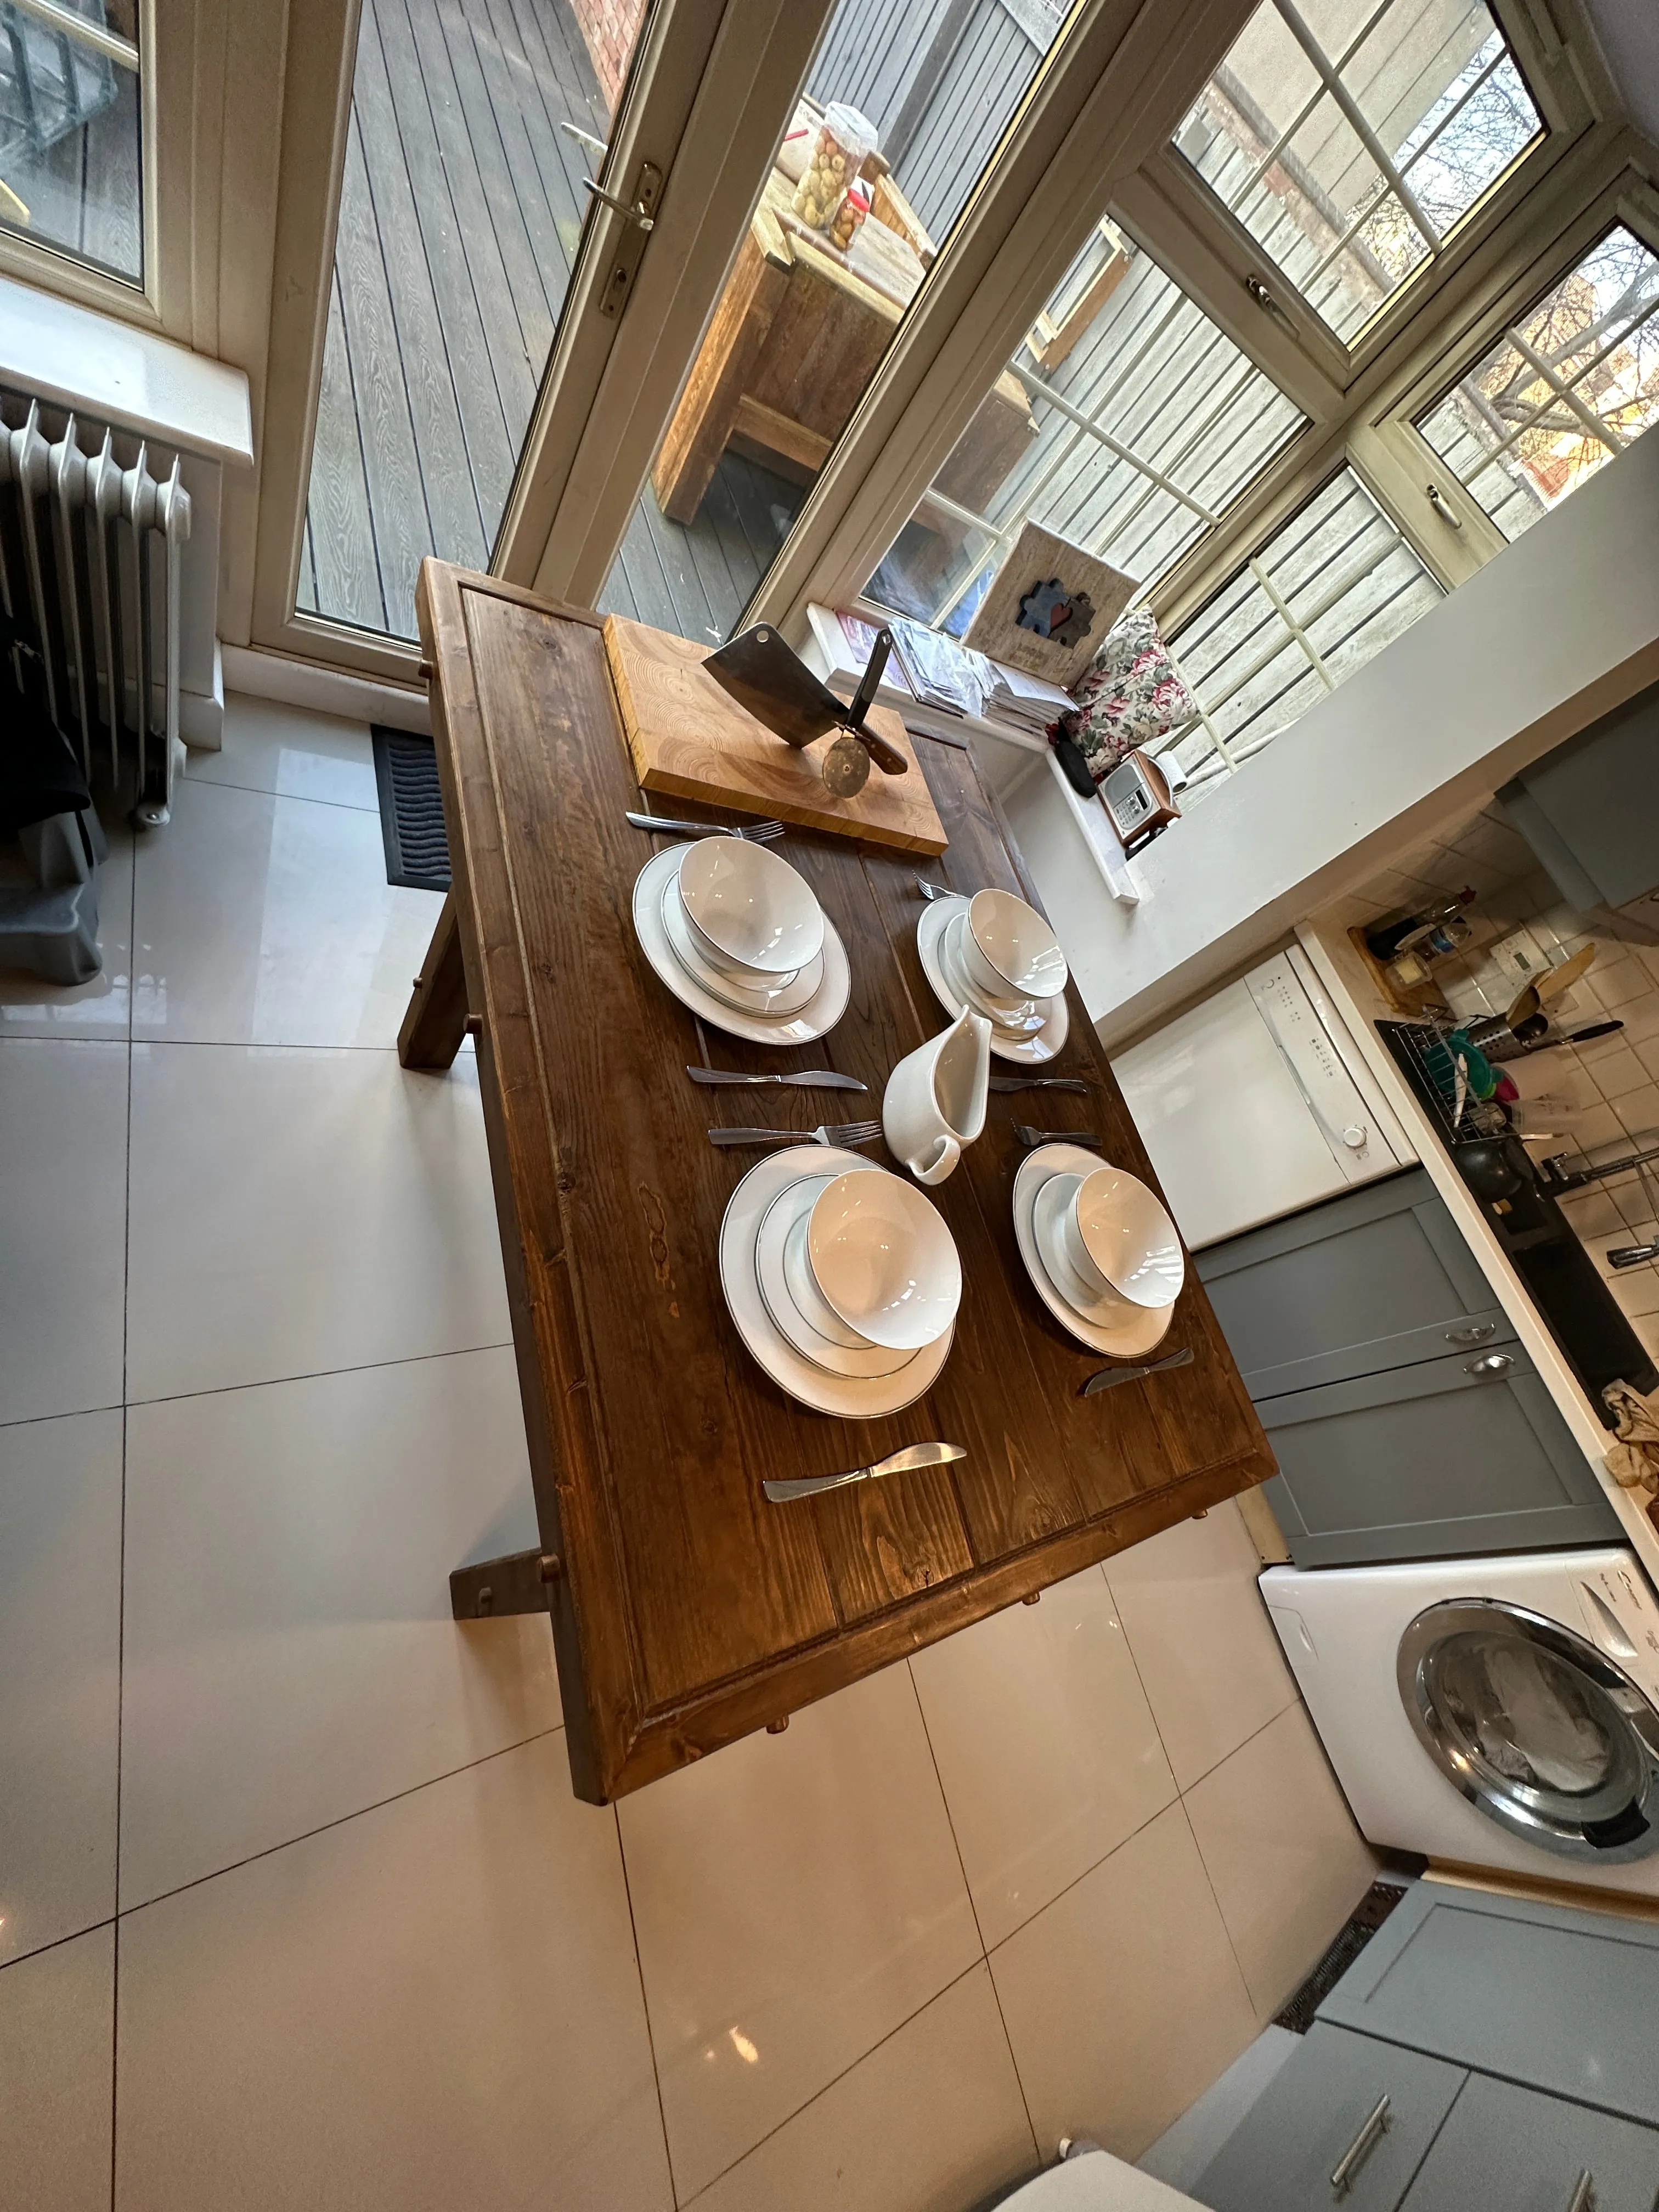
[
  {"left": 1446, "top": 1321, "right": 1498, "bottom": 1345},
  {"left": 1329, "top": 2094, "right": 1390, "bottom": 2198},
  {"left": 1464, "top": 1353, "right": 1514, "bottom": 1378}
]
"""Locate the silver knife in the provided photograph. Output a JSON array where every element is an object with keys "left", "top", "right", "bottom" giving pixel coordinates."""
[
  {"left": 625, "top": 809, "right": 740, "bottom": 839},
  {"left": 686, "top": 1066, "right": 868, "bottom": 1092},
  {"left": 988, "top": 1076, "right": 1090, "bottom": 1093},
  {"left": 1080, "top": 1347, "right": 1194, "bottom": 1397},
  {"left": 765, "top": 1441, "right": 967, "bottom": 1503}
]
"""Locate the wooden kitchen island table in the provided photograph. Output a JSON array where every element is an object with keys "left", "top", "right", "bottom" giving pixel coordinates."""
[{"left": 400, "top": 562, "right": 1275, "bottom": 1803}]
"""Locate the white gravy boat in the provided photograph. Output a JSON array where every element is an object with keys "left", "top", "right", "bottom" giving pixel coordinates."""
[{"left": 881, "top": 1006, "right": 991, "bottom": 1186}]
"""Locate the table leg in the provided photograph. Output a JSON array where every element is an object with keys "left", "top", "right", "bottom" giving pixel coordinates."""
[
  {"left": 399, "top": 891, "right": 469, "bottom": 1069},
  {"left": 450, "top": 1547, "right": 562, "bottom": 1619}
]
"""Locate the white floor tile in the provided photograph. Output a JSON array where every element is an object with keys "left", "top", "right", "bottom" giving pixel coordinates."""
[
  {"left": 989, "top": 1802, "right": 1259, "bottom": 2164},
  {"left": 618, "top": 1666, "right": 983, "bottom": 2203},
  {"left": 1183, "top": 1705, "right": 1378, "bottom": 2021},
  {"left": 0, "top": 1412, "right": 122, "bottom": 1963},
  {"left": 134, "top": 776, "right": 443, "bottom": 1048},
  {"left": 126, "top": 1042, "right": 509, "bottom": 1402},
  {"left": 188, "top": 695, "right": 382, "bottom": 810},
  {"left": 0, "top": 1039, "right": 128, "bottom": 1425},
  {"left": 687, "top": 1965, "right": 1036, "bottom": 2212},
  {"left": 0, "top": 1925, "right": 114, "bottom": 2212},
  {"left": 115, "top": 1737, "right": 670, "bottom": 2212},
  {"left": 1105, "top": 1503, "right": 1297, "bottom": 1789},
  {"left": 910, "top": 1568, "right": 1177, "bottom": 1948},
  {"left": 0, "top": 809, "right": 133, "bottom": 1039},
  {"left": 120, "top": 1348, "right": 556, "bottom": 1908}
]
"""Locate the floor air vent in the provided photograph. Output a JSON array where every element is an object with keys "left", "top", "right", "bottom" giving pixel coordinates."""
[
  {"left": 371, "top": 727, "right": 451, "bottom": 892},
  {"left": 1274, "top": 1880, "right": 1410, "bottom": 2033}
]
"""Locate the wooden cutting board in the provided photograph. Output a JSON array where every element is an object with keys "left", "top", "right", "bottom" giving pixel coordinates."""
[{"left": 603, "top": 613, "right": 948, "bottom": 855}]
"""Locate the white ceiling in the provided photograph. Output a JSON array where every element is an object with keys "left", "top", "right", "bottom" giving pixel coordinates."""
[{"left": 1580, "top": 0, "right": 1659, "bottom": 143}]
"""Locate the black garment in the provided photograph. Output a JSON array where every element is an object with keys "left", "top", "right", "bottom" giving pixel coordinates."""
[{"left": 0, "top": 606, "right": 91, "bottom": 836}]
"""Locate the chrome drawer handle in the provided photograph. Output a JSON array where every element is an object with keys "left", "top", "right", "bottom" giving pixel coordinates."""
[
  {"left": 1565, "top": 2171, "right": 1595, "bottom": 2212},
  {"left": 1330, "top": 2094, "right": 1390, "bottom": 2198},
  {"left": 1446, "top": 1322, "right": 1498, "bottom": 1345},
  {"left": 1465, "top": 1353, "right": 1514, "bottom": 1377}
]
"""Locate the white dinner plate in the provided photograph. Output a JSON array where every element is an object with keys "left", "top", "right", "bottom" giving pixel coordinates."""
[
  {"left": 1012, "top": 1143, "right": 1175, "bottom": 1357},
  {"left": 634, "top": 843, "right": 850, "bottom": 1046},
  {"left": 917, "top": 895, "right": 1068, "bottom": 1065},
  {"left": 661, "top": 868, "right": 823, "bottom": 1016},
  {"left": 754, "top": 1169, "right": 913, "bottom": 1379},
  {"left": 719, "top": 1146, "right": 954, "bottom": 1418}
]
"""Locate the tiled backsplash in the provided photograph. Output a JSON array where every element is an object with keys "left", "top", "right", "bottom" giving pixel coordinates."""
[{"left": 1347, "top": 806, "right": 1659, "bottom": 1365}]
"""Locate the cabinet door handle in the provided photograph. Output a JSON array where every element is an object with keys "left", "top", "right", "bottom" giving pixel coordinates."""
[
  {"left": 1565, "top": 2171, "right": 1595, "bottom": 2212},
  {"left": 1464, "top": 1353, "right": 1514, "bottom": 1377},
  {"left": 1329, "top": 2094, "right": 1390, "bottom": 2198},
  {"left": 1446, "top": 1322, "right": 1498, "bottom": 1345}
]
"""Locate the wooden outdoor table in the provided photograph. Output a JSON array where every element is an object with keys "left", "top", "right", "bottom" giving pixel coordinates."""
[{"left": 400, "top": 561, "right": 1275, "bottom": 1803}]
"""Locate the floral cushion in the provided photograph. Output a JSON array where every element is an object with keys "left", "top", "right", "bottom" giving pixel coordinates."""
[{"left": 1053, "top": 609, "right": 1196, "bottom": 784}]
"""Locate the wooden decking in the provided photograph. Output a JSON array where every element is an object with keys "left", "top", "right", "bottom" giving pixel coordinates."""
[{"left": 300, "top": 0, "right": 798, "bottom": 644}]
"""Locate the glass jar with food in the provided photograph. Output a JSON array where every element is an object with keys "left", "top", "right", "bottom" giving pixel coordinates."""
[{"left": 791, "top": 103, "right": 877, "bottom": 233}]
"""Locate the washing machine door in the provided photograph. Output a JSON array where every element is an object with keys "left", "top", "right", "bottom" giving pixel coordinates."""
[{"left": 1397, "top": 1596, "right": 1659, "bottom": 1863}]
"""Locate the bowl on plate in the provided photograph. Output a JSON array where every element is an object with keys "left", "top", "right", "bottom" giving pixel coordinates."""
[
  {"left": 959, "top": 889, "right": 1068, "bottom": 1005},
  {"left": 1042, "top": 1165, "right": 1184, "bottom": 1318},
  {"left": 798, "top": 1166, "right": 961, "bottom": 1351},
  {"left": 677, "top": 837, "right": 824, "bottom": 979}
]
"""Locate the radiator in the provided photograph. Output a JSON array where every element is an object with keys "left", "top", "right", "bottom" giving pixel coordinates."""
[{"left": 0, "top": 389, "right": 191, "bottom": 826}]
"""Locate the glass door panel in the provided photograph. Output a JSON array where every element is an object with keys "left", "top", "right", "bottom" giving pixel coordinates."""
[
  {"left": 0, "top": 0, "right": 142, "bottom": 283},
  {"left": 298, "top": 0, "right": 653, "bottom": 640},
  {"left": 1175, "top": 0, "right": 1543, "bottom": 346},
  {"left": 599, "top": 0, "right": 1068, "bottom": 646}
]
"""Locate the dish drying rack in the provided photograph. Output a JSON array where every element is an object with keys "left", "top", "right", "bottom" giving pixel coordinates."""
[{"left": 1376, "top": 1019, "right": 1508, "bottom": 1146}]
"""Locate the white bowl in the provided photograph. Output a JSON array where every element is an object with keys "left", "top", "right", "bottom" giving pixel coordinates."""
[
  {"left": 962, "top": 889, "right": 1068, "bottom": 1001},
  {"left": 805, "top": 1167, "right": 961, "bottom": 1351},
  {"left": 677, "top": 838, "right": 824, "bottom": 978},
  {"left": 1060, "top": 1166, "right": 1184, "bottom": 1312}
]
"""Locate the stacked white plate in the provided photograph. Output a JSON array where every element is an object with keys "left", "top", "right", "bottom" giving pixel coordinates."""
[
  {"left": 633, "top": 838, "right": 850, "bottom": 1045},
  {"left": 1012, "top": 1142, "right": 1185, "bottom": 1357},
  {"left": 720, "top": 1147, "right": 960, "bottom": 1417},
  {"left": 917, "top": 888, "right": 1070, "bottom": 1066}
]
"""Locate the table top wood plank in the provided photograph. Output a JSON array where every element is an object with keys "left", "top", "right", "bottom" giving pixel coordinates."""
[{"left": 416, "top": 563, "right": 1275, "bottom": 1802}]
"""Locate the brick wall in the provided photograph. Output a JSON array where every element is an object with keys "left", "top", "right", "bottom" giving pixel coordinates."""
[{"left": 568, "top": 0, "right": 649, "bottom": 112}]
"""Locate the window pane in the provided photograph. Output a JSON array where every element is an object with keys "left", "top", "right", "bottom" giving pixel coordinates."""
[
  {"left": 863, "top": 222, "right": 1306, "bottom": 634},
  {"left": 300, "top": 0, "right": 658, "bottom": 640},
  {"left": 599, "top": 0, "right": 1068, "bottom": 646},
  {"left": 1417, "top": 224, "right": 1659, "bottom": 540},
  {"left": 1165, "top": 469, "right": 1441, "bottom": 799},
  {"left": 0, "top": 0, "right": 141, "bottom": 283},
  {"left": 1175, "top": 0, "right": 1542, "bottom": 344}
]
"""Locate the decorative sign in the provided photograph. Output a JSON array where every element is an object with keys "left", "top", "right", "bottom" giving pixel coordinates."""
[{"left": 964, "top": 521, "right": 1135, "bottom": 689}]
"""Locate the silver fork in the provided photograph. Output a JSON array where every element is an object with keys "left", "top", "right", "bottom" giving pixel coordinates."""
[
  {"left": 916, "top": 877, "right": 958, "bottom": 901},
  {"left": 1015, "top": 1124, "right": 1102, "bottom": 1149},
  {"left": 709, "top": 1120, "right": 882, "bottom": 1149},
  {"left": 626, "top": 810, "right": 785, "bottom": 843}
]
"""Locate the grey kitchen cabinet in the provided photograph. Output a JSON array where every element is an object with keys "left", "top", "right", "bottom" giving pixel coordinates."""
[
  {"left": 1196, "top": 1170, "right": 1513, "bottom": 1400},
  {"left": 1195, "top": 1884, "right": 1659, "bottom": 2212},
  {"left": 1259, "top": 1341, "right": 1619, "bottom": 1566},
  {"left": 1195, "top": 1170, "right": 1617, "bottom": 1566},
  {"left": 1400, "top": 2075, "right": 1659, "bottom": 2212},
  {"left": 1319, "top": 1882, "right": 1659, "bottom": 2128},
  {"left": 1197, "top": 2023, "right": 1465, "bottom": 2212}
]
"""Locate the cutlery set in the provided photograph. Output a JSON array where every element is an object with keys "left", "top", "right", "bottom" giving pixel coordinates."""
[{"left": 627, "top": 804, "right": 1188, "bottom": 1493}]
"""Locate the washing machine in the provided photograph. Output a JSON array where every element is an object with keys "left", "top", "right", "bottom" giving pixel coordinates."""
[{"left": 1262, "top": 1547, "right": 1659, "bottom": 1893}]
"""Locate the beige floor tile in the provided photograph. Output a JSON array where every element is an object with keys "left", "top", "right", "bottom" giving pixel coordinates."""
[
  {"left": 989, "top": 1802, "right": 1258, "bottom": 2163},
  {"left": 1104, "top": 1503, "right": 1296, "bottom": 1788},
  {"left": 189, "top": 695, "right": 382, "bottom": 810},
  {"left": 1183, "top": 1704, "right": 1378, "bottom": 2020},
  {"left": 618, "top": 1666, "right": 982, "bottom": 2202},
  {"left": 133, "top": 776, "right": 444, "bottom": 1048},
  {"left": 126, "top": 1042, "right": 509, "bottom": 1402},
  {"left": 911, "top": 1569, "right": 1176, "bottom": 1947},
  {"left": 0, "top": 808, "right": 133, "bottom": 1039},
  {"left": 687, "top": 1965, "right": 1036, "bottom": 2212},
  {"left": 120, "top": 1348, "right": 556, "bottom": 1907},
  {"left": 0, "top": 1039, "right": 128, "bottom": 1426},
  {"left": 116, "top": 1737, "right": 670, "bottom": 2212},
  {"left": 0, "top": 1926, "right": 114, "bottom": 2212},
  {"left": 0, "top": 1412, "right": 122, "bottom": 1966}
]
